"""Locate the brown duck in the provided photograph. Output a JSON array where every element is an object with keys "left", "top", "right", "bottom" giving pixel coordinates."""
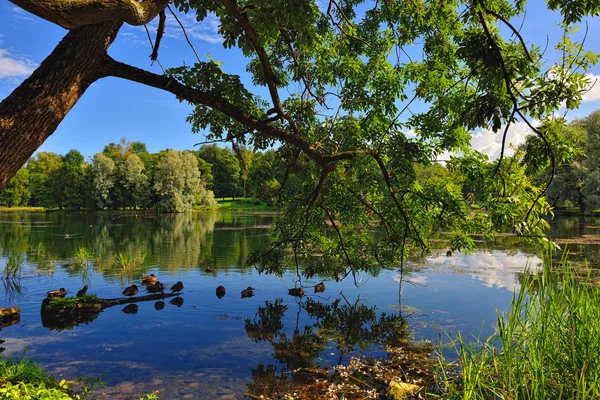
[
  {"left": 205, "top": 267, "right": 216, "bottom": 273},
  {"left": 47, "top": 288, "right": 67, "bottom": 299},
  {"left": 216, "top": 285, "right": 226, "bottom": 299},
  {"left": 170, "top": 281, "right": 184, "bottom": 293},
  {"left": 76, "top": 285, "right": 88, "bottom": 297},
  {"left": 288, "top": 288, "right": 305, "bottom": 297},
  {"left": 122, "top": 284, "right": 139, "bottom": 297},
  {"left": 148, "top": 281, "right": 165, "bottom": 293},
  {"left": 141, "top": 274, "right": 157, "bottom": 285},
  {"left": 241, "top": 287, "right": 255, "bottom": 299},
  {"left": 314, "top": 282, "right": 326, "bottom": 293}
]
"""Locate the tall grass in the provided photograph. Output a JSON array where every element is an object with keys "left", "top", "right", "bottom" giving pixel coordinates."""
[
  {"left": 2, "top": 252, "right": 25, "bottom": 280},
  {"left": 114, "top": 251, "right": 147, "bottom": 270},
  {"left": 437, "top": 255, "right": 600, "bottom": 399}
]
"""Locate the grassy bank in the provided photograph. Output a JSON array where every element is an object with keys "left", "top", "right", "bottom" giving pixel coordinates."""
[
  {"left": 0, "top": 356, "right": 76, "bottom": 399},
  {"left": 435, "top": 256, "right": 600, "bottom": 399},
  {"left": 195, "top": 198, "right": 277, "bottom": 211},
  {"left": 0, "top": 206, "right": 45, "bottom": 213}
]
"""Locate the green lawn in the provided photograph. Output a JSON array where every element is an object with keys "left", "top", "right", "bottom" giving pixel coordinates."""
[
  {"left": 0, "top": 206, "right": 45, "bottom": 212},
  {"left": 195, "top": 198, "right": 277, "bottom": 211}
]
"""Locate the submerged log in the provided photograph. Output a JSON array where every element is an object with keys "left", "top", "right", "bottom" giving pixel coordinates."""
[
  {"left": 100, "top": 292, "right": 181, "bottom": 308},
  {"left": 41, "top": 292, "right": 184, "bottom": 330}
]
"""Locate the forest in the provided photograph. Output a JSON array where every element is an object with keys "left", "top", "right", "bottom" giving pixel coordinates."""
[{"left": 4, "top": 110, "right": 600, "bottom": 216}]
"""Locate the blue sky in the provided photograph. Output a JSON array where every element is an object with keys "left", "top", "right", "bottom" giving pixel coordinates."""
[{"left": 2, "top": 1, "right": 600, "bottom": 160}]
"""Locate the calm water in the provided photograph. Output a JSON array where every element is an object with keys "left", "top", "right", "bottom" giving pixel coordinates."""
[{"left": 0, "top": 212, "right": 598, "bottom": 399}]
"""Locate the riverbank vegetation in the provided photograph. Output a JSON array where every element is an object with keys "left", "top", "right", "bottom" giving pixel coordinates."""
[{"left": 0, "top": 140, "right": 286, "bottom": 212}]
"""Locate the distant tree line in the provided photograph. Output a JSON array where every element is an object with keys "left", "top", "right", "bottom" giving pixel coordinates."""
[{"left": 0, "top": 139, "right": 293, "bottom": 212}]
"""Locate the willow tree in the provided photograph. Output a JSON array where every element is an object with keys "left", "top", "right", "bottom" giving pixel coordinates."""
[{"left": 1, "top": 0, "right": 598, "bottom": 276}]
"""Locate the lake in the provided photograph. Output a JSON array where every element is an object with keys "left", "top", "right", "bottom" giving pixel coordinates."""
[{"left": 0, "top": 212, "right": 598, "bottom": 399}]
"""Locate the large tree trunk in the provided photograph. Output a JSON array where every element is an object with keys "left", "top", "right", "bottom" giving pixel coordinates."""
[{"left": 0, "top": 21, "right": 122, "bottom": 191}]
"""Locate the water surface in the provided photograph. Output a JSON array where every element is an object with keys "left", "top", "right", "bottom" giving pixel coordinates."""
[{"left": 0, "top": 212, "right": 597, "bottom": 399}]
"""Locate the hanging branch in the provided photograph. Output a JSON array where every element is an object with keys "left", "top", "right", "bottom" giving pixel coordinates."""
[{"left": 150, "top": 9, "right": 166, "bottom": 62}]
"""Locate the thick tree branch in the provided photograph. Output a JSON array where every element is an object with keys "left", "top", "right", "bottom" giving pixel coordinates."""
[
  {"left": 104, "top": 57, "right": 362, "bottom": 170},
  {"left": 9, "top": 0, "right": 166, "bottom": 29}
]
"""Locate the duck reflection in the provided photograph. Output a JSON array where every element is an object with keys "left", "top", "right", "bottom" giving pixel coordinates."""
[
  {"left": 245, "top": 296, "right": 407, "bottom": 398},
  {"left": 169, "top": 297, "right": 184, "bottom": 307},
  {"left": 122, "top": 304, "right": 138, "bottom": 314},
  {"left": 154, "top": 301, "right": 165, "bottom": 310}
]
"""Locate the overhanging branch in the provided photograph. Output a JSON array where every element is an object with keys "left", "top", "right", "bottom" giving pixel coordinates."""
[{"left": 9, "top": 0, "right": 166, "bottom": 29}]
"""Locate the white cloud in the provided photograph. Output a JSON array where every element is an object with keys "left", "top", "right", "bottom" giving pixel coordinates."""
[
  {"left": 470, "top": 120, "right": 537, "bottom": 160},
  {"left": 582, "top": 73, "right": 600, "bottom": 103},
  {"left": 0, "top": 49, "right": 36, "bottom": 80},
  {"left": 10, "top": 6, "right": 36, "bottom": 22}
]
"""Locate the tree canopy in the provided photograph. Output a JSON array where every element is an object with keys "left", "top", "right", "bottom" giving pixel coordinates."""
[{"left": 1, "top": 0, "right": 600, "bottom": 277}]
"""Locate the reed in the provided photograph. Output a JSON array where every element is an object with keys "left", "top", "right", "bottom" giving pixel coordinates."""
[
  {"left": 436, "top": 254, "right": 600, "bottom": 399},
  {"left": 114, "top": 251, "right": 147, "bottom": 270},
  {"left": 3, "top": 252, "right": 25, "bottom": 279}
]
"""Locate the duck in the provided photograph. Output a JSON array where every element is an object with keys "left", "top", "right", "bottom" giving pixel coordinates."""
[
  {"left": 205, "top": 267, "right": 216, "bottom": 273},
  {"left": 241, "top": 286, "right": 255, "bottom": 299},
  {"left": 47, "top": 288, "right": 67, "bottom": 299},
  {"left": 141, "top": 274, "right": 157, "bottom": 285},
  {"left": 170, "top": 297, "right": 184, "bottom": 307},
  {"left": 122, "top": 304, "right": 138, "bottom": 314},
  {"left": 288, "top": 287, "right": 305, "bottom": 297},
  {"left": 170, "top": 281, "right": 184, "bottom": 294},
  {"left": 122, "top": 284, "right": 139, "bottom": 297},
  {"left": 76, "top": 285, "right": 88, "bottom": 297},
  {"left": 314, "top": 282, "right": 326, "bottom": 293},
  {"left": 148, "top": 281, "right": 165, "bottom": 293},
  {"left": 216, "top": 285, "right": 226, "bottom": 299}
]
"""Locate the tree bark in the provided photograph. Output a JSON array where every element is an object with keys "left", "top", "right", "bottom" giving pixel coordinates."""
[
  {"left": 9, "top": 0, "right": 164, "bottom": 29},
  {"left": 0, "top": 21, "right": 122, "bottom": 191}
]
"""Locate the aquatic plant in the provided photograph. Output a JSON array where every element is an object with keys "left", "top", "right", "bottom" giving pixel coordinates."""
[
  {"left": 114, "top": 251, "right": 147, "bottom": 270},
  {"left": 74, "top": 245, "right": 94, "bottom": 266},
  {"left": 2, "top": 252, "right": 25, "bottom": 280},
  {"left": 436, "top": 255, "right": 600, "bottom": 399},
  {"left": 47, "top": 294, "right": 101, "bottom": 311}
]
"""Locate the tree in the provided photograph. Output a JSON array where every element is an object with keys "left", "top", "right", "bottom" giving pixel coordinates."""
[
  {"left": 0, "top": 168, "right": 30, "bottom": 207},
  {"left": 56, "top": 150, "right": 88, "bottom": 210},
  {"left": 197, "top": 145, "right": 241, "bottom": 199},
  {"left": 153, "top": 150, "right": 202, "bottom": 212},
  {"left": 1, "top": 0, "right": 599, "bottom": 276},
  {"left": 27, "top": 152, "right": 63, "bottom": 207},
  {"left": 119, "top": 154, "right": 150, "bottom": 209},
  {"left": 91, "top": 152, "right": 116, "bottom": 209}
]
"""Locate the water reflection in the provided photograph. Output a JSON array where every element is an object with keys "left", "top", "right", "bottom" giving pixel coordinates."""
[
  {"left": 244, "top": 296, "right": 407, "bottom": 398},
  {"left": 1, "top": 212, "right": 599, "bottom": 398}
]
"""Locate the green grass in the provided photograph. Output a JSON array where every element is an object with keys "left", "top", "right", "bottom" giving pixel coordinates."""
[
  {"left": 199, "top": 197, "right": 276, "bottom": 211},
  {"left": 0, "top": 206, "right": 46, "bottom": 213},
  {"left": 0, "top": 356, "right": 76, "bottom": 399},
  {"left": 436, "top": 254, "right": 600, "bottom": 399},
  {"left": 47, "top": 294, "right": 100, "bottom": 311}
]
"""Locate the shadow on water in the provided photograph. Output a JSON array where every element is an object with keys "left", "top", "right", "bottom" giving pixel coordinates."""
[{"left": 244, "top": 296, "right": 408, "bottom": 398}]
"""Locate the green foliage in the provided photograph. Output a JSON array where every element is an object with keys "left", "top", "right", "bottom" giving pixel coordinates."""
[
  {"left": 437, "top": 256, "right": 600, "bottom": 399},
  {"left": 114, "top": 251, "right": 146, "bottom": 270},
  {"left": 47, "top": 294, "right": 100, "bottom": 310},
  {"left": 153, "top": 150, "right": 203, "bottom": 212},
  {"left": 0, "top": 356, "right": 78, "bottom": 399},
  {"left": 0, "top": 168, "right": 30, "bottom": 207},
  {"left": 90, "top": 152, "right": 116, "bottom": 210},
  {"left": 197, "top": 145, "right": 242, "bottom": 199}
]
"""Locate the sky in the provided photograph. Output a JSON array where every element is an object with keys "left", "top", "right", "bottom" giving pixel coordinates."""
[{"left": 2, "top": 1, "right": 600, "bottom": 160}]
